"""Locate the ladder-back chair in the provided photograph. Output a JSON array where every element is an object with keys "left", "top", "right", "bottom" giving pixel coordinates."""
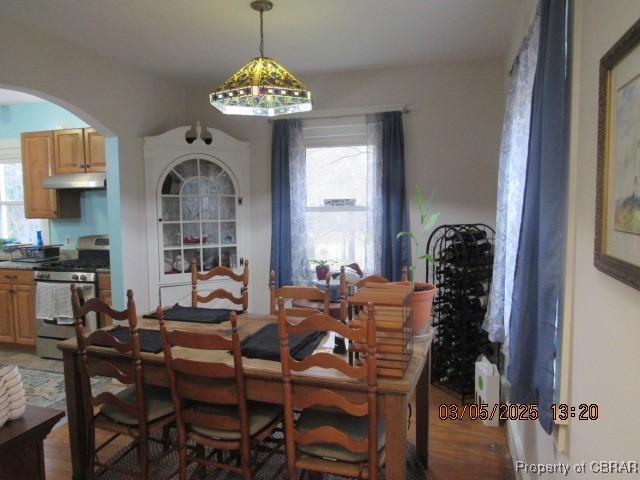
[
  {"left": 71, "top": 286, "right": 174, "bottom": 480},
  {"left": 269, "top": 270, "right": 330, "bottom": 317},
  {"left": 159, "top": 309, "right": 282, "bottom": 480},
  {"left": 277, "top": 298, "right": 383, "bottom": 479},
  {"left": 191, "top": 258, "right": 249, "bottom": 311}
]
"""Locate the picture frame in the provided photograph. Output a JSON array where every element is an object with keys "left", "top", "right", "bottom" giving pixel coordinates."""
[{"left": 595, "top": 17, "right": 640, "bottom": 290}]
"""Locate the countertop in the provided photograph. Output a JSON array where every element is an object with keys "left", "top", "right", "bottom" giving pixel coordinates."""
[{"left": 0, "top": 261, "right": 110, "bottom": 273}]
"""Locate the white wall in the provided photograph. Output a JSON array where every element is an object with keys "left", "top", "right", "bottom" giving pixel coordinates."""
[
  {"left": 186, "top": 60, "right": 505, "bottom": 313},
  {"left": 0, "top": 16, "right": 187, "bottom": 310},
  {"left": 508, "top": 1, "right": 640, "bottom": 478}
]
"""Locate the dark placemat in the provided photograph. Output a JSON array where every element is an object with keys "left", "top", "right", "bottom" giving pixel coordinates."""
[
  {"left": 241, "top": 323, "right": 325, "bottom": 362},
  {"left": 144, "top": 304, "right": 242, "bottom": 324},
  {"left": 103, "top": 326, "right": 163, "bottom": 354}
]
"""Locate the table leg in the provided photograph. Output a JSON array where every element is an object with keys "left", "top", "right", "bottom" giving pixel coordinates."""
[
  {"left": 63, "top": 350, "right": 89, "bottom": 479},
  {"left": 416, "top": 349, "right": 431, "bottom": 467},
  {"left": 384, "top": 393, "right": 408, "bottom": 479}
]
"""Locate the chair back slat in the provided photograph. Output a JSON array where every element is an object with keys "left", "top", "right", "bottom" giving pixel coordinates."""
[
  {"left": 172, "top": 358, "right": 236, "bottom": 379},
  {"left": 160, "top": 310, "right": 251, "bottom": 445},
  {"left": 182, "top": 409, "right": 241, "bottom": 432},
  {"left": 175, "top": 377, "right": 239, "bottom": 405},
  {"left": 191, "top": 258, "right": 249, "bottom": 310},
  {"left": 91, "top": 391, "right": 139, "bottom": 416},
  {"left": 295, "top": 389, "right": 368, "bottom": 416},
  {"left": 196, "top": 288, "right": 245, "bottom": 307},
  {"left": 71, "top": 286, "right": 149, "bottom": 434},
  {"left": 166, "top": 329, "right": 232, "bottom": 351},
  {"left": 278, "top": 298, "right": 379, "bottom": 479},
  {"left": 289, "top": 352, "right": 367, "bottom": 379},
  {"left": 285, "top": 313, "right": 366, "bottom": 341},
  {"left": 354, "top": 274, "right": 388, "bottom": 289},
  {"left": 269, "top": 271, "right": 331, "bottom": 316},
  {"left": 84, "top": 329, "right": 134, "bottom": 354},
  {"left": 294, "top": 426, "right": 369, "bottom": 453},
  {"left": 87, "top": 360, "right": 134, "bottom": 385}
]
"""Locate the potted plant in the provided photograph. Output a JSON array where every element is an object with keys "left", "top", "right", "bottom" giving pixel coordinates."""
[
  {"left": 311, "top": 259, "right": 331, "bottom": 280},
  {"left": 397, "top": 191, "right": 439, "bottom": 335}
]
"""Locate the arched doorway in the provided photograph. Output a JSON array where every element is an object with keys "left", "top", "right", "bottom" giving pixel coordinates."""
[{"left": 0, "top": 84, "right": 123, "bottom": 308}]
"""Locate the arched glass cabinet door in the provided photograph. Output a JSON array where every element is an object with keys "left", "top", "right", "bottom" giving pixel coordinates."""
[{"left": 159, "top": 157, "right": 238, "bottom": 278}]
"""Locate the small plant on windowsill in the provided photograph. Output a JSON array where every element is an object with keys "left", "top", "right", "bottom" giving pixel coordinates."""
[
  {"left": 396, "top": 190, "right": 439, "bottom": 335},
  {"left": 310, "top": 259, "right": 331, "bottom": 281}
]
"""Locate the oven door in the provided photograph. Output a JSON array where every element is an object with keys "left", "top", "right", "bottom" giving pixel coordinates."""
[{"left": 36, "top": 281, "right": 97, "bottom": 359}]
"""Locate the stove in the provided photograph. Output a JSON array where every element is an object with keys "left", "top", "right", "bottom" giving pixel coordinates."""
[{"left": 33, "top": 235, "right": 110, "bottom": 359}]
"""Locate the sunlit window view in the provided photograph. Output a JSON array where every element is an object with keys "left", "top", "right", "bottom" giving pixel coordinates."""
[
  {"left": 0, "top": 162, "right": 41, "bottom": 242},
  {"left": 305, "top": 145, "right": 369, "bottom": 268}
]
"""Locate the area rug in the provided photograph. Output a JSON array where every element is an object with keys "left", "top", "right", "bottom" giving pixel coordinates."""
[
  {"left": 4, "top": 366, "right": 111, "bottom": 411},
  {"left": 102, "top": 432, "right": 426, "bottom": 480}
]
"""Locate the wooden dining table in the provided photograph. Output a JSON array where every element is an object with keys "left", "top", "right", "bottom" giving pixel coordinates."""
[{"left": 59, "top": 313, "right": 432, "bottom": 480}]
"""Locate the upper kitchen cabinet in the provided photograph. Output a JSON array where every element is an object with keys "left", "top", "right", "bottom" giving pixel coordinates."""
[
  {"left": 54, "top": 127, "right": 106, "bottom": 174},
  {"left": 21, "top": 130, "right": 81, "bottom": 219},
  {"left": 83, "top": 128, "right": 107, "bottom": 173},
  {"left": 21, "top": 131, "right": 59, "bottom": 218},
  {"left": 54, "top": 128, "right": 85, "bottom": 173}
]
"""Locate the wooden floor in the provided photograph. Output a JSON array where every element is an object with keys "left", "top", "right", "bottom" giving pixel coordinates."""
[{"left": 43, "top": 386, "right": 514, "bottom": 479}]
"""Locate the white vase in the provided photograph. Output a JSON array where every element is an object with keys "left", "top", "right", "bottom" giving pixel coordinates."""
[{"left": 0, "top": 365, "right": 25, "bottom": 422}]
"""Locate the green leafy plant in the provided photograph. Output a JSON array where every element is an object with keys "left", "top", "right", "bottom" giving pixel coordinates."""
[
  {"left": 310, "top": 259, "right": 331, "bottom": 267},
  {"left": 396, "top": 190, "right": 440, "bottom": 281}
]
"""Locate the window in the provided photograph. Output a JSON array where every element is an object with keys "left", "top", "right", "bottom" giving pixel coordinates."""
[
  {"left": 304, "top": 144, "right": 372, "bottom": 269},
  {"left": 0, "top": 159, "right": 43, "bottom": 242}
]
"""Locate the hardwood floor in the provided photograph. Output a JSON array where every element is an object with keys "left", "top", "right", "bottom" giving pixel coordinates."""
[{"left": 42, "top": 386, "right": 514, "bottom": 479}]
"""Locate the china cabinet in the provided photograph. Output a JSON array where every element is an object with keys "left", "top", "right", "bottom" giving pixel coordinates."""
[{"left": 144, "top": 125, "right": 250, "bottom": 308}]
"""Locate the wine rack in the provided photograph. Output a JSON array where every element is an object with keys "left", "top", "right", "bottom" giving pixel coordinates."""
[{"left": 426, "top": 223, "right": 497, "bottom": 402}]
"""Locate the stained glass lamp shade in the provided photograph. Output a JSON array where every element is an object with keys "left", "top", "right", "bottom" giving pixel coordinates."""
[{"left": 210, "top": 57, "right": 312, "bottom": 117}]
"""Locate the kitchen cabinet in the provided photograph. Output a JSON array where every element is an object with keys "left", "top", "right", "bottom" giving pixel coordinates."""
[
  {"left": 98, "top": 273, "right": 112, "bottom": 326},
  {"left": 21, "top": 131, "right": 81, "bottom": 219},
  {"left": 0, "top": 270, "right": 35, "bottom": 346},
  {"left": 54, "top": 128, "right": 85, "bottom": 174},
  {"left": 84, "top": 128, "right": 107, "bottom": 173}
]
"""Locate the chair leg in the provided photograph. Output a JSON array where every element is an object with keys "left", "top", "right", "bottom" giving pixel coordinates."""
[
  {"left": 195, "top": 444, "right": 206, "bottom": 478},
  {"left": 138, "top": 438, "right": 149, "bottom": 480}
]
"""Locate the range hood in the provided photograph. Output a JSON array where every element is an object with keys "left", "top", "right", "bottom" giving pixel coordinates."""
[{"left": 42, "top": 173, "right": 106, "bottom": 190}]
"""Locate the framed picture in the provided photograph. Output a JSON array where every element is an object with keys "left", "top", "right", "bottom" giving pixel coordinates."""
[{"left": 595, "top": 18, "right": 640, "bottom": 290}]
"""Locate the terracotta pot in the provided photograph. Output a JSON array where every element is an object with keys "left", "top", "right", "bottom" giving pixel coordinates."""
[
  {"left": 410, "top": 282, "right": 436, "bottom": 335},
  {"left": 315, "top": 265, "right": 330, "bottom": 280}
]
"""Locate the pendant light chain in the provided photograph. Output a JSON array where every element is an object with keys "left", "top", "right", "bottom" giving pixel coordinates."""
[{"left": 259, "top": 9, "right": 265, "bottom": 57}]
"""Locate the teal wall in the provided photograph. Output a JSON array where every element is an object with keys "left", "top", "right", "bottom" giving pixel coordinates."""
[
  {"left": 0, "top": 100, "right": 108, "bottom": 247},
  {"left": 0, "top": 101, "right": 88, "bottom": 138}
]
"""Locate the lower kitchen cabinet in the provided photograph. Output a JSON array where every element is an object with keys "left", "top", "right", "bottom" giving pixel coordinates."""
[{"left": 0, "top": 271, "right": 36, "bottom": 346}]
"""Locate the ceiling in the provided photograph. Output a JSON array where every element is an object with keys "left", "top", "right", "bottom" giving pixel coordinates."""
[
  {"left": 0, "top": 89, "right": 43, "bottom": 105},
  {"left": 1, "top": 0, "right": 517, "bottom": 84}
]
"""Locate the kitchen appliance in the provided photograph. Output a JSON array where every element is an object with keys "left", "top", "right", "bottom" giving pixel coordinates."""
[
  {"left": 42, "top": 172, "right": 107, "bottom": 190},
  {"left": 33, "top": 235, "right": 109, "bottom": 359}
]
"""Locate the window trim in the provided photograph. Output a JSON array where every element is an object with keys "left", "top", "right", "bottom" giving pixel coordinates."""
[{"left": 0, "top": 139, "right": 50, "bottom": 243}]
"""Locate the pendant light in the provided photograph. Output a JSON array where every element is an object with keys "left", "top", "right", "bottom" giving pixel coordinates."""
[{"left": 210, "top": 0, "right": 313, "bottom": 117}]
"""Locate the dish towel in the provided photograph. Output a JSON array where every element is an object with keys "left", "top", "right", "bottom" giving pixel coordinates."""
[
  {"left": 51, "top": 283, "right": 74, "bottom": 324},
  {"left": 35, "top": 282, "right": 54, "bottom": 321}
]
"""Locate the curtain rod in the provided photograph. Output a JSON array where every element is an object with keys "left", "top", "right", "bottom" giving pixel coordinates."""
[{"left": 267, "top": 104, "right": 409, "bottom": 123}]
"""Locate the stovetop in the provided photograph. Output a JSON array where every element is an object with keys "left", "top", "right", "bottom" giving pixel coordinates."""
[{"left": 33, "top": 258, "right": 110, "bottom": 273}]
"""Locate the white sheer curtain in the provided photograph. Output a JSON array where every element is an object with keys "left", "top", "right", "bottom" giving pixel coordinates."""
[
  {"left": 366, "top": 115, "right": 384, "bottom": 275},
  {"left": 484, "top": 10, "right": 540, "bottom": 350},
  {"left": 288, "top": 121, "right": 311, "bottom": 285}
]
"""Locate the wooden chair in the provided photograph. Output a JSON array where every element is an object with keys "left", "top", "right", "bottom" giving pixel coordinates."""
[
  {"left": 353, "top": 266, "right": 408, "bottom": 289},
  {"left": 70, "top": 286, "right": 174, "bottom": 480},
  {"left": 159, "top": 309, "right": 282, "bottom": 480},
  {"left": 269, "top": 270, "right": 330, "bottom": 317},
  {"left": 277, "top": 298, "right": 383, "bottom": 479},
  {"left": 191, "top": 258, "right": 249, "bottom": 311}
]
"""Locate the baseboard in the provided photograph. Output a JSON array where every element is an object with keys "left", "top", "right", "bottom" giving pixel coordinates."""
[{"left": 507, "top": 420, "right": 529, "bottom": 480}]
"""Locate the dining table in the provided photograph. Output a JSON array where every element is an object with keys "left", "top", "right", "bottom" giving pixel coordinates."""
[{"left": 59, "top": 312, "right": 433, "bottom": 480}]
